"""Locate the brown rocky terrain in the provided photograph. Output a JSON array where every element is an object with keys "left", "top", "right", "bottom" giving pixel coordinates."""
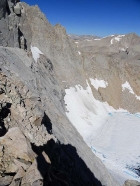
[{"left": 69, "top": 33, "right": 140, "bottom": 113}]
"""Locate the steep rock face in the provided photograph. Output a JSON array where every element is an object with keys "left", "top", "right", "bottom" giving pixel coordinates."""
[
  {"left": 0, "top": 0, "right": 7, "bottom": 19},
  {"left": 83, "top": 51, "right": 140, "bottom": 112},
  {"left": 0, "top": 1, "right": 121, "bottom": 186},
  {"left": 70, "top": 33, "right": 140, "bottom": 113},
  {"left": 20, "top": 3, "right": 85, "bottom": 86},
  {"left": 0, "top": 0, "right": 31, "bottom": 49}
]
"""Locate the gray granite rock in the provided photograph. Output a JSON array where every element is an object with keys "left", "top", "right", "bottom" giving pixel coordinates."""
[
  {"left": 123, "top": 180, "right": 140, "bottom": 186},
  {"left": 0, "top": 0, "right": 7, "bottom": 20},
  {"left": 0, "top": 176, "right": 13, "bottom": 186},
  {"left": 14, "top": 2, "right": 22, "bottom": 15}
]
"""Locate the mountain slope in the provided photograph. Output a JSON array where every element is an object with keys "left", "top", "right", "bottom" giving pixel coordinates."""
[{"left": 70, "top": 33, "right": 140, "bottom": 54}]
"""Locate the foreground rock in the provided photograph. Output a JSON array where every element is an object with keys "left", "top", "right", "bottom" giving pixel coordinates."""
[
  {"left": 0, "top": 127, "right": 35, "bottom": 185},
  {"left": 123, "top": 180, "right": 140, "bottom": 186},
  {"left": 0, "top": 176, "right": 13, "bottom": 186},
  {"left": 0, "top": 126, "right": 52, "bottom": 186},
  {"left": 0, "top": 127, "right": 36, "bottom": 162}
]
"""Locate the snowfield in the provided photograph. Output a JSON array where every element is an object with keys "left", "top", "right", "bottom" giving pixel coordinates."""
[
  {"left": 78, "top": 51, "right": 81, "bottom": 55},
  {"left": 94, "top": 39, "right": 101, "bottom": 41},
  {"left": 64, "top": 80, "right": 140, "bottom": 184}
]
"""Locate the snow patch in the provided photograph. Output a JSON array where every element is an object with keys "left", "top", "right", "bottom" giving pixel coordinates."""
[
  {"left": 31, "top": 46, "right": 43, "bottom": 63},
  {"left": 122, "top": 81, "right": 140, "bottom": 100},
  {"left": 78, "top": 51, "right": 81, "bottom": 55},
  {"left": 122, "top": 81, "right": 134, "bottom": 94},
  {"left": 120, "top": 48, "right": 126, "bottom": 51},
  {"left": 90, "top": 78, "right": 108, "bottom": 90},
  {"left": 110, "top": 35, "right": 125, "bottom": 45},
  {"left": 64, "top": 81, "right": 140, "bottom": 183},
  {"left": 102, "top": 35, "right": 115, "bottom": 39},
  {"left": 94, "top": 39, "right": 101, "bottom": 41},
  {"left": 85, "top": 39, "right": 92, "bottom": 41}
]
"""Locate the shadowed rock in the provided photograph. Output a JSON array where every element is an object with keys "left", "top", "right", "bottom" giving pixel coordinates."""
[{"left": 123, "top": 180, "right": 140, "bottom": 186}]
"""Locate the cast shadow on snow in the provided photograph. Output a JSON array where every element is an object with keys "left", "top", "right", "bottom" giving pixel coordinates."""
[{"left": 32, "top": 114, "right": 102, "bottom": 186}]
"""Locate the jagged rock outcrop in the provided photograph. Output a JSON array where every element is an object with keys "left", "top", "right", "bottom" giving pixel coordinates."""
[
  {"left": 0, "top": 126, "right": 51, "bottom": 186},
  {"left": 0, "top": 68, "right": 54, "bottom": 146},
  {"left": 0, "top": 0, "right": 30, "bottom": 50}
]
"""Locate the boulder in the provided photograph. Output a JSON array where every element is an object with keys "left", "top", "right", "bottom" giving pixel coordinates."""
[
  {"left": 14, "top": 2, "right": 22, "bottom": 15},
  {"left": 0, "top": 127, "right": 36, "bottom": 162},
  {"left": 21, "top": 151, "right": 50, "bottom": 186},
  {"left": 9, "top": 167, "right": 25, "bottom": 186},
  {"left": 21, "top": 159, "right": 43, "bottom": 186},
  {"left": 123, "top": 180, "right": 140, "bottom": 186},
  {"left": 0, "top": 176, "right": 13, "bottom": 186}
]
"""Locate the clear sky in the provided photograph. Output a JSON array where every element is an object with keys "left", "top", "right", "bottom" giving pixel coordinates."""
[{"left": 21, "top": 0, "right": 140, "bottom": 37}]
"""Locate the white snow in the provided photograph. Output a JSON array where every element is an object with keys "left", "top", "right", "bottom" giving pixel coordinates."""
[
  {"left": 120, "top": 48, "right": 126, "bottom": 51},
  {"left": 64, "top": 81, "right": 140, "bottom": 184},
  {"left": 91, "top": 112, "right": 140, "bottom": 184},
  {"left": 122, "top": 81, "right": 134, "bottom": 94},
  {"left": 122, "top": 81, "right": 140, "bottom": 100},
  {"left": 90, "top": 78, "right": 108, "bottom": 90},
  {"left": 110, "top": 38, "right": 114, "bottom": 45},
  {"left": 64, "top": 81, "right": 117, "bottom": 140},
  {"left": 75, "top": 42, "right": 79, "bottom": 44},
  {"left": 78, "top": 51, "right": 81, "bottom": 55},
  {"left": 102, "top": 35, "right": 115, "bottom": 39},
  {"left": 110, "top": 35, "right": 125, "bottom": 45},
  {"left": 85, "top": 39, "right": 92, "bottom": 41},
  {"left": 94, "top": 39, "right": 101, "bottom": 41},
  {"left": 31, "top": 46, "right": 43, "bottom": 62}
]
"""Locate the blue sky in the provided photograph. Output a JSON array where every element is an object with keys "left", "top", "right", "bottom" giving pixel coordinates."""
[{"left": 22, "top": 0, "right": 140, "bottom": 37}]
